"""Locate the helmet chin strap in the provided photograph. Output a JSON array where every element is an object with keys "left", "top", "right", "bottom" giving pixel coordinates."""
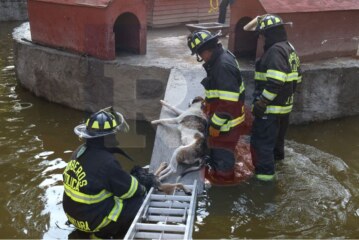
[{"left": 196, "top": 53, "right": 204, "bottom": 62}]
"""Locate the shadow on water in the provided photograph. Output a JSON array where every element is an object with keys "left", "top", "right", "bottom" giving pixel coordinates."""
[{"left": 1, "top": 22, "right": 358, "bottom": 239}]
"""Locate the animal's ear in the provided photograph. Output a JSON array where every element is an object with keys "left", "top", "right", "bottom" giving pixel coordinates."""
[{"left": 191, "top": 96, "right": 204, "bottom": 105}]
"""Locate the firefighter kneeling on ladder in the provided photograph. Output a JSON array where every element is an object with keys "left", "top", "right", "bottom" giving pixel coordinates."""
[{"left": 63, "top": 107, "right": 147, "bottom": 239}]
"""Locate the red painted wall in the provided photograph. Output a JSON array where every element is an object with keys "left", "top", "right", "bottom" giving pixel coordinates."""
[
  {"left": 28, "top": 0, "right": 147, "bottom": 60},
  {"left": 229, "top": 0, "right": 359, "bottom": 62}
]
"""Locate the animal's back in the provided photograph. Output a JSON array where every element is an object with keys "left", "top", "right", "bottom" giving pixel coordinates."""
[{"left": 179, "top": 115, "right": 207, "bottom": 133}]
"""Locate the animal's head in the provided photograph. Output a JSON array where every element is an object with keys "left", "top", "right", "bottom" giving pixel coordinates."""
[{"left": 188, "top": 96, "right": 205, "bottom": 108}]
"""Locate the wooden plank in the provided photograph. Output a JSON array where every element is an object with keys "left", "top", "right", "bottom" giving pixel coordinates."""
[
  {"left": 135, "top": 223, "right": 186, "bottom": 232},
  {"left": 153, "top": 9, "right": 198, "bottom": 16}
]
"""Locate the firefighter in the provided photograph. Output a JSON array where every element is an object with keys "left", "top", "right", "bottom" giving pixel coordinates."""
[
  {"left": 63, "top": 107, "right": 146, "bottom": 239},
  {"left": 244, "top": 14, "right": 302, "bottom": 181},
  {"left": 187, "top": 30, "right": 246, "bottom": 183}
]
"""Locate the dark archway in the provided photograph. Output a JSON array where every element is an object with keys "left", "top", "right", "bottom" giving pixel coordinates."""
[
  {"left": 234, "top": 17, "right": 258, "bottom": 60},
  {"left": 113, "top": 12, "right": 141, "bottom": 55}
]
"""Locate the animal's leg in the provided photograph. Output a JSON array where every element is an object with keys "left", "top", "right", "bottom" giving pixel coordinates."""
[
  {"left": 154, "top": 162, "right": 168, "bottom": 176},
  {"left": 158, "top": 146, "right": 186, "bottom": 181},
  {"left": 158, "top": 183, "right": 191, "bottom": 195},
  {"left": 160, "top": 100, "right": 184, "bottom": 116},
  {"left": 151, "top": 117, "right": 179, "bottom": 125},
  {"left": 174, "top": 183, "right": 192, "bottom": 195},
  {"left": 157, "top": 165, "right": 172, "bottom": 179}
]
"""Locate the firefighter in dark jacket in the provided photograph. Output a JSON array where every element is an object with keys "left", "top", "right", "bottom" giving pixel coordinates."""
[
  {"left": 63, "top": 107, "right": 146, "bottom": 238},
  {"left": 187, "top": 30, "right": 246, "bottom": 183},
  {"left": 244, "top": 15, "right": 302, "bottom": 181}
]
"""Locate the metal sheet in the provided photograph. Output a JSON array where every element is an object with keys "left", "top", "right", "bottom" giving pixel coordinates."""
[
  {"left": 135, "top": 223, "right": 186, "bottom": 232},
  {"left": 259, "top": 0, "right": 359, "bottom": 13}
]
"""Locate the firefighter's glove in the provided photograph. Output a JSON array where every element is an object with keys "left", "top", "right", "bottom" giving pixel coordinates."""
[
  {"left": 209, "top": 126, "right": 221, "bottom": 137},
  {"left": 252, "top": 99, "right": 267, "bottom": 118}
]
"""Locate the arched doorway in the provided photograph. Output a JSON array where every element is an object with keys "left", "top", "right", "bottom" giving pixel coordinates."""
[
  {"left": 234, "top": 17, "right": 258, "bottom": 60},
  {"left": 113, "top": 12, "right": 141, "bottom": 55}
]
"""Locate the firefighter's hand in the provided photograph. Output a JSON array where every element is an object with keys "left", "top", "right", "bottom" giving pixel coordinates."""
[
  {"left": 252, "top": 100, "right": 267, "bottom": 118},
  {"left": 209, "top": 126, "right": 220, "bottom": 137}
]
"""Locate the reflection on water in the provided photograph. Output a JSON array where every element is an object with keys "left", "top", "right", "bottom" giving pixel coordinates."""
[
  {"left": 0, "top": 21, "right": 155, "bottom": 239},
  {"left": 1, "top": 22, "right": 358, "bottom": 239}
]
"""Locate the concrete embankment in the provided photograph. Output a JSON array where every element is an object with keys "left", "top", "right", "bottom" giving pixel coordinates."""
[
  {"left": 0, "top": 0, "right": 28, "bottom": 21},
  {"left": 13, "top": 23, "right": 359, "bottom": 124}
]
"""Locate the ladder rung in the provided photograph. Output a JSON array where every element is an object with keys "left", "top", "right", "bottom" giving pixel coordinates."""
[
  {"left": 150, "top": 201, "right": 190, "bottom": 208},
  {"left": 146, "top": 215, "right": 185, "bottom": 223},
  {"left": 135, "top": 232, "right": 184, "bottom": 239},
  {"left": 151, "top": 194, "right": 192, "bottom": 201},
  {"left": 135, "top": 223, "right": 186, "bottom": 232},
  {"left": 148, "top": 207, "right": 185, "bottom": 215}
]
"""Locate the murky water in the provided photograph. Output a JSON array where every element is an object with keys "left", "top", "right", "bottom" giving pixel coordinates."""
[{"left": 1, "top": 22, "right": 358, "bottom": 239}]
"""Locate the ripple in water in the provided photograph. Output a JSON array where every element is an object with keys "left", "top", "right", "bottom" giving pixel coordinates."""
[{"left": 195, "top": 140, "right": 357, "bottom": 239}]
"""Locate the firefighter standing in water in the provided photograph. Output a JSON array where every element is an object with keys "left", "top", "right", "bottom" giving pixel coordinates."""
[
  {"left": 187, "top": 30, "right": 247, "bottom": 183},
  {"left": 244, "top": 15, "right": 302, "bottom": 181},
  {"left": 63, "top": 107, "right": 146, "bottom": 239}
]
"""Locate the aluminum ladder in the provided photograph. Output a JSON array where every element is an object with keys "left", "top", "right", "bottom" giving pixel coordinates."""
[{"left": 124, "top": 180, "right": 198, "bottom": 240}]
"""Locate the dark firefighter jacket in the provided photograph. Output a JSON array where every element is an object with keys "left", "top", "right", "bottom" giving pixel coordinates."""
[
  {"left": 62, "top": 139, "right": 146, "bottom": 233},
  {"left": 254, "top": 41, "right": 302, "bottom": 114},
  {"left": 201, "top": 47, "right": 245, "bottom": 143}
]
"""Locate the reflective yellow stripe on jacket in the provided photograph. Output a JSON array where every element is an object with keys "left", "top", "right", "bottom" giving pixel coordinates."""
[
  {"left": 212, "top": 113, "right": 245, "bottom": 132},
  {"left": 220, "top": 114, "right": 245, "bottom": 132},
  {"left": 211, "top": 113, "right": 228, "bottom": 127},
  {"left": 265, "top": 105, "right": 293, "bottom": 114},
  {"left": 120, "top": 176, "right": 138, "bottom": 199},
  {"left": 255, "top": 71, "right": 300, "bottom": 82},
  {"left": 64, "top": 184, "right": 113, "bottom": 204},
  {"left": 205, "top": 82, "right": 245, "bottom": 102}
]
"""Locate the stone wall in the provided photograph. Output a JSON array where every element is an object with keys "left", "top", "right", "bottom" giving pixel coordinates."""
[
  {"left": 0, "top": 0, "right": 28, "bottom": 21},
  {"left": 13, "top": 23, "right": 359, "bottom": 124},
  {"left": 13, "top": 24, "right": 170, "bottom": 122}
]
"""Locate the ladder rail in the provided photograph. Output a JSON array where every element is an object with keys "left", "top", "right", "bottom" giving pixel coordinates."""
[
  {"left": 184, "top": 180, "right": 197, "bottom": 240},
  {"left": 124, "top": 180, "right": 198, "bottom": 240}
]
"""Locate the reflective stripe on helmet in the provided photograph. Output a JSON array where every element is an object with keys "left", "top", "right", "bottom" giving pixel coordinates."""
[{"left": 91, "top": 121, "right": 100, "bottom": 129}]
